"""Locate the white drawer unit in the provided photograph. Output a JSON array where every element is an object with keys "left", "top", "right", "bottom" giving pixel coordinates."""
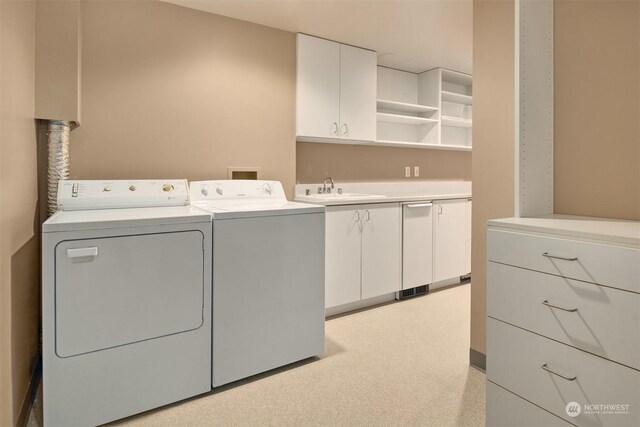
[{"left": 486, "top": 215, "right": 640, "bottom": 427}]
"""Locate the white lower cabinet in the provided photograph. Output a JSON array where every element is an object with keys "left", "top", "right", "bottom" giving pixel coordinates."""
[
  {"left": 325, "top": 203, "right": 401, "bottom": 308},
  {"left": 433, "top": 199, "right": 470, "bottom": 282}
]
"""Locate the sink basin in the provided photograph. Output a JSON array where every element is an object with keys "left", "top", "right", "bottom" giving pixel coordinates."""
[{"left": 304, "top": 192, "right": 386, "bottom": 200}]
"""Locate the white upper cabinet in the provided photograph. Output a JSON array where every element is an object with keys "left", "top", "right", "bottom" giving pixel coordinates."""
[
  {"left": 296, "top": 35, "right": 341, "bottom": 139},
  {"left": 296, "top": 34, "right": 376, "bottom": 142},
  {"left": 374, "top": 67, "right": 472, "bottom": 151},
  {"left": 420, "top": 68, "right": 473, "bottom": 148}
]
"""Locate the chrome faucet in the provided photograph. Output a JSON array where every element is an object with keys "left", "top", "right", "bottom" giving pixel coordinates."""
[{"left": 322, "top": 177, "right": 334, "bottom": 194}]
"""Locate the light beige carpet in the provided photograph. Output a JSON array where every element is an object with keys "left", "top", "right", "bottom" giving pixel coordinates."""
[
  {"left": 29, "top": 283, "right": 485, "bottom": 426},
  {"left": 111, "top": 283, "right": 485, "bottom": 427}
]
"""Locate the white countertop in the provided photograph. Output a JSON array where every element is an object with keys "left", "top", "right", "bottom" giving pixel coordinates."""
[
  {"left": 295, "top": 192, "right": 471, "bottom": 206},
  {"left": 488, "top": 215, "right": 640, "bottom": 247},
  {"left": 294, "top": 181, "right": 471, "bottom": 206}
]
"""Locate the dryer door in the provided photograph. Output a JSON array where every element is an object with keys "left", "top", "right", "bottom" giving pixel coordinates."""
[{"left": 55, "top": 230, "right": 204, "bottom": 357}]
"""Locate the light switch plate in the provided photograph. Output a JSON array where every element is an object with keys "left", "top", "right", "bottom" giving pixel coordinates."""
[{"left": 414, "top": 166, "right": 420, "bottom": 177}]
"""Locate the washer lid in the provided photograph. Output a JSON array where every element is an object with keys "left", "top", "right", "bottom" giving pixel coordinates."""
[
  {"left": 193, "top": 200, "right": 324, "bottom": 219},
  {"left": 43, "top": 206, "right": 212, "bottom": 233}
]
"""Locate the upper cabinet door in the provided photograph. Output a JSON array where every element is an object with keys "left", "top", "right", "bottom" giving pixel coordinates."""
[
  {"left": 339, "top": 44, "right": 377, "bottom": 141},
  {"left": 296, "top": 34, "right": 341, "bottom": 139}
]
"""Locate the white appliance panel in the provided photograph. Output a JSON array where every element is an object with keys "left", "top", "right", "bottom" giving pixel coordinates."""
[
  {"left": 57, "top": 179, "right": 189, "bottom": 211},
  {"left": 55, "top": 231, "right": 204, "bottom": 357},
  {"left": 402, "top": 202, "right": 434, "bottom": 289},
  {"left": 212, "top": 212, "right": 325, "bottom": 387}
]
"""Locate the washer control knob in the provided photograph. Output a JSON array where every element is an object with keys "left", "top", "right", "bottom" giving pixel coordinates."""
[
  {"left": 264, "top": 183, "right": 272, "bottom": 195},
  {"left": 201, "top": 185, "right": 209, "bottom": 196},
  {"left": 216, "top": 186, "right": 223, "bottom": 196},
  {"left": 129, "top": 185, "right": 136, "bottom": 192},
  {"left": 162, "top": 183, "right": 174, "bottom": 192},
  {"left": 103, "top": 185, "right": 112, "bottom": 192}
]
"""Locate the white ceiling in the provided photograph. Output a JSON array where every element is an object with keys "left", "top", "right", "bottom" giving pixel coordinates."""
[{"left": 162, "top": 0, "right": 472, "bottom": 74}]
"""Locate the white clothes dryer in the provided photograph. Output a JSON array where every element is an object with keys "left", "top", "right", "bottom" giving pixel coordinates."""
[{"left": 42, "top": 180, "right": 212, "bottom": 426}]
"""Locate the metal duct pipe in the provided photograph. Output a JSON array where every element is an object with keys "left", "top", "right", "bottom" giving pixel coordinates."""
[{"left": 46, "top": 120, "right": 71, "bottom": 217}]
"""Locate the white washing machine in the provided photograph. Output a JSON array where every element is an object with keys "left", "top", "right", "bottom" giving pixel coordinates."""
[
  {"left": 42, "top": 180, "right": 212, "bottom": 426},
  {"left": 190, "top": 180, "right": 325, "bottom": 387}
]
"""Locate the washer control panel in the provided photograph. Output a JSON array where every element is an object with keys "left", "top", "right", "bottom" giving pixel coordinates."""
[
  {"left": 57, "top": 180, "right": 189, "bottom": 211},
  {"left": 190, "top": 180, "right": 286, "bottom": 202}
]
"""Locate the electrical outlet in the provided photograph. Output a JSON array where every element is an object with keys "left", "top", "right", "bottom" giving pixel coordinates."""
[
  {"left": 405, "top": 166, "right": 411, "bottom": 178},
  {"left": 414, "top": 166, "right": 420, "bottom": 177}
]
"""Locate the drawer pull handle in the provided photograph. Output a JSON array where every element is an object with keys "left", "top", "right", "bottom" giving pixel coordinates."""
[
  {"left": 542, "top": 252, "right": 578, "bottom": 261},
  {"left": 406, "top": 203, "right": 433, "bottom": 208},
  {"left": 541, "top": 363, "right": 577, "bottom": 381},
  {"left": 542, "top": 300, "right": 578, "bottom": 312}
]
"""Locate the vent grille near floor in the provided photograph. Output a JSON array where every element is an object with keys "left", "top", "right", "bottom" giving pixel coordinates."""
[{"left": 397, "top": 285, "right": 429, "bottom": 300}]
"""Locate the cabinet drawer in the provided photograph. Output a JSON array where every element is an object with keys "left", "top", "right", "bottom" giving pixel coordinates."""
[
  {"left": 487, "top": 381, "right": 571, "bottom": 427},
  {"left": 487, "top": 229, "right": 640, "bottom": 293},
  {"left": 488, "top": 318, "right": 640, "bottom": 426},
  {"left": 488, "top": 262, "right": 640, "bottom": 369}
]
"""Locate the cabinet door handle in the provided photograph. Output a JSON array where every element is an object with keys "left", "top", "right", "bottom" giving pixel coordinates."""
[
  {"left": 438, "top": 205, "right": 443, "bottom": 214},
  {"left": 331, "top": 122, "right": 339, "bottom": 135},
  {"left": 355, "top": 211, "right": 360, "bottom": 222},
  {"left": 365, "top": 210, "right": 370, "bottom": 222},
  {"left": 406, "top": 203, "right": 432, "bottom": 208},
  {"left": 342, "top": 123, "right": 349, "bottom": 136},
  {"left": 542, "top": 252, "right": 578, "bottom": 261},
  {"left": 542, "top": 300, "right": 578, "bottom": 312},
  {"left": 541, "top": 363, "right": 577, "bottom": 381}
]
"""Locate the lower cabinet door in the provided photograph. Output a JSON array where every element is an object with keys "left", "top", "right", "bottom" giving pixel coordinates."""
[
  {"left": 361, "top": 203, "right": 401, "bottom": 299},
  {"left": 433, "top": 199, "right": 467, "bottom": 282},
  {"left": 325, "top": 206, "right": 362, "bottom": 308}
]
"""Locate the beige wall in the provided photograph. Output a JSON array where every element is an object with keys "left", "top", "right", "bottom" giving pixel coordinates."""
[
  {"left": 297, "top": 142, "right": 471, "bottom": 183},
  {"left": 554, "top": 0, "right": 640, "bottom": 220},
  {"left": 470, "top": 0, "right": 515, "bottom": 356},
  {"left": 72, "top": 0, "right": 296, "bottom": 197},
  {"left": 0, "top": 1, "right": 40, "bottom": 425},
  {"left": 35, "top": 0, "right": 81, "bottom": 123}
]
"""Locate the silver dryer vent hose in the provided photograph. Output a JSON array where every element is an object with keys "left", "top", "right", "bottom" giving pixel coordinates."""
[{"left": 46, "top": 120, "right": 70, "bottom": 217}]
